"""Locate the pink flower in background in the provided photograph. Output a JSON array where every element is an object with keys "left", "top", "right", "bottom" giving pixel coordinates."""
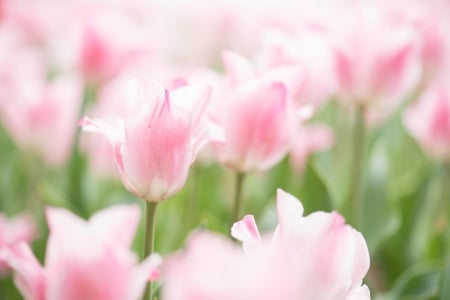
[
  {"left": 76, "top": 9, "right": 153, "bottom": 85},
  {"left": 210, "top": 51, "right": 300, "bottom": 173},
  {"left": 417, "top": 15, "right": 450, "bottom": 83},
  {"left": 163, "top": 189, "right": 370, "bottom": 300},
  {"left": 404, "top": 85, "right": 450, "bottom": 161},
  {"left": 0, "top": 205, "right": 161, "bottom": 300},
  {"left": 0, "top": 213, "right": 35, "bottom": 274},
  {"left": 258, "top": 28, "right": 337, "bottom": 108},
  {"left": 81, "top": 77, "right": 223, "bottom": 202},
  {"left": 0, "top": 47, "right": 83, "bottom": 166},
  {"left": 290, "top": 124, "right": 335, "bottom": 172},
  {"left": 331, "top": 2, "right": 418, "bottom": 105},
  {"left": 381, "top": 0, "right": 450, "bottom": 84}
]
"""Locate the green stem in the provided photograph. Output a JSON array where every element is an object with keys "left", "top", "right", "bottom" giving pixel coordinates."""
[
  {"left": 143, "top": 201, "right": 158, "bottom": 300},
  {"left": 349, "top": 104, "right": 366, "bottom": 230},
  {"left": 440, "top": 265, "right": 450, "bottom": 300},
  {"left": 183, "top": 165, "right": 199, "bottom": 234},
  {"left": 68, "top": 84, "right": 96, "bottom": 217},
  {"left": 230, "top": 172, "right": 245, "bottom": 231},
  {"left": 440, "top": 163, "right": 450, "bottom": 300},
  {"left": 0, "top": 276, "right": 5, "bottom": 300}
]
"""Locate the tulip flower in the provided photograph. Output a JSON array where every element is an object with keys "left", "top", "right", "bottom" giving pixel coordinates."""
[
  {"left": 0, "top": 213, "right": 35, "bottom": 274},
  {"left": 0, "top": 69, "right": 83, "bottom": 167},
  {"left": 0, "top": 205, "right": 161, "bottom": 300},
  {"left": 81, "top": 77, "right": 220, "bottom": 202},
  {"left": 162, "top": 189, "right": 370, "bottom": 300},
  {"left": 208, "top": 51, "right": 301, "bottom": 226},
  {"left": 210, "top": 51, "right": 302, "bottom": 173},
  {"left": 325, "top": 2, "right": 420, "bottom": 228},
  {"left": 81, "top": 77, "right": 222, "bottom": 299},
  {"left": 258, "top": 28, "right": 337, "bottom": 108},
  {"left": 404, "top": 85, "right": 450, "bottom": 161},
  {"left": 383, "top": 0, "right": 450, "bottom": 85},
  {"left": 76, "top": 8, "right": 153, "bottom": 85},
  {"left": 331, "top": 2, "right": 418, "bottom": 106}
]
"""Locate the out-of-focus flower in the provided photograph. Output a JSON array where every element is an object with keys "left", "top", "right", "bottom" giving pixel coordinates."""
[
  {"left": 379, "top": 0, "right": 450, "bottom": 84},
  {"left": 75, "top": 9, "right": 153, "bottom": 85},
  {"left": 0, "top": 63, "right": 83, "bottom": 166},
  {"left": 163, "top": 189, "right": 370, "bottom": 300},
  {"left": 290, "top": 124, "right": 335, "bottom": 172},
  {"left": 0, "top": 213, "right": 35, "bottom": 274},
  {"left": 210, "top": 51, "right": 301, "bottom": 173},
  {"left": 0, "top": 205, "right": 161, "bottom": 300},
  {"left": 81, "top": 77, "right": 223, "bottom": 202},
  {"left": 404, "top": 85, "right": 450, "bottom": 161},
  {"left": 258, "top": 28, "right": 337, "bottom": 108},
  {"left": 331, "top": 2, "right": 419, "bottom": 106}
]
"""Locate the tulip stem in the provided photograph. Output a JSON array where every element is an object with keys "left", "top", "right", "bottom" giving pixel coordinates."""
[
  {"left": 349, "top": 104, "right": 366, "bottom": 230},
  {"left": 68, "top": 83, "right": 96, "bottom": 217},
  {"left": 440, "top": 163, "right": 450, "bottom": 300},
  {"left": 143, "top": 201, "right": 158, "bottom": 300},
  {"left": 231, "top": 172, "right": 245, "bottom": 231}
]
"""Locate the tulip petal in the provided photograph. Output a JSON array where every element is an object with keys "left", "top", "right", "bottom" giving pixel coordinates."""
[
  {"left": 276, "top": 189, "right": 304, "bottom": 235},
  {"left": 170, "top": 84, "right": 211, "bottom": 127},
  {"left": 0, "top": 243, "right": 46, "bottom": 300},
  {"left": 222, "top": 51, "right": 254, "bottom": 84},
  {"left": 79, "top": 116, "right": 125, "bottom": 146},
  {"left": 130, "top": 254, "right": 163, "bottom": 300},
  {"left": 90, "top": 204, "right": 141, "bottom": 249},
  {"left": 345, "top": 284, "right": 370, "bottom": 300},
  {"left": 231, "top": 215, "right": 261, "bottom": 254}
]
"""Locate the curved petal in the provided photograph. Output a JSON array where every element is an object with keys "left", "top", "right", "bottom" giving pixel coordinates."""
[
  {"left": 276, "top": 189, "right": 304, "bottom": 235},
  {"left": 90, "top": 204, "right": 141, "bottom": 249},
  {"left": 79, "top": 116, "right": 125, "bottom": 146},
  {"left": 222, "top": 51, "right": 254, "bottom": 84},
  {"left": 231, "top": 215, "right": 261, "bottom": 254},
  {"left": 129, "top": 254, "right": 163, "bottom": 300},
  {"left": 345, "top": 284, "right": 370, "bottom": 300},
  {"left": 122, "top": 91, "right": 192, "bottom": 201},
  {"left": 0, "top": 243, "right": 46, "bottom": 300}
]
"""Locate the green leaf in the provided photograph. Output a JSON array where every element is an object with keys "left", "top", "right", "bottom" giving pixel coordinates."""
[
  {"left": 362, "top": 143, "right": 400, "bottom": 252},
  {"left": 375, "top": 262, "right": 442, "bottom": 300}
]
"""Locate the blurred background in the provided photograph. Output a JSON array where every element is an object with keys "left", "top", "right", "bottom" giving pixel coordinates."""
[{"left": 1, "top": 0, "right": 450, "bottom": 299}]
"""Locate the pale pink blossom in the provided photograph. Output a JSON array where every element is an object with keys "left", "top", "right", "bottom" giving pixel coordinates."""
[
  {"left": 81, "top": 77, "right": 223, "bottom": 202},
  {"left": 378, "top": 0, "right": 450, "bottom": 84},
  {"left": 404, "top": 84, "right": 450, "bottom": 161},
  {"left": 258, "top": 28, "right": 337, "bottom": 108},
  {"left": 210, "top": 51, "right": 301, "bottom": 172},
  {"left": 0, "top": 213, "right": 35, "bottom": 274},
  {"left": 330, "top": 2, "right": 419, "bottom": 106},
  {"left": 0, "top": 50, "right": 83, "bottom": 167},
  {"left": 75, "top": 9, "right": 153, "bottom": 85},
  {"left": 0, "top": 29, "right": 82, "bottom": 167},
  {"left": 0, "top": 205, "right": 161, "bottom": 300},
  {"left": 163, "top": 189, "right": 370, "bottom": 300}
]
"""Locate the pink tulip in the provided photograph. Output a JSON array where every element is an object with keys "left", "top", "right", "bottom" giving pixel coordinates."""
[
  {"left": 0, "top": 213, "right": 35, "bottom": 274},
  {"left": 163, "top": 189, "right": 370, "bottom": 300},
  {"left": 81, "top": 77, "right": 222, "bottom": 202},
  {"left": 77, "top": 9, "right": 152, "bottom": 85},
  {"left": 0, "top": 205, "right": 161, "bottom": 300},
  {"left": 0, "top": 54, "right": 83, "bottom": 167},
  {"left": 404, "top": 84, "right": 450, "bottom": 161},
  {"left": 258, "top": 28, "right": 337, "bottom": 108},
  {"left": 210, "top": 51, "right": 301, "bottom": 173},
  {"left": 380, "top": 0, "right": 450, "bottom": 84},
  {"left": 331, "top": 2, "right": 418, "bottom": 105}
]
